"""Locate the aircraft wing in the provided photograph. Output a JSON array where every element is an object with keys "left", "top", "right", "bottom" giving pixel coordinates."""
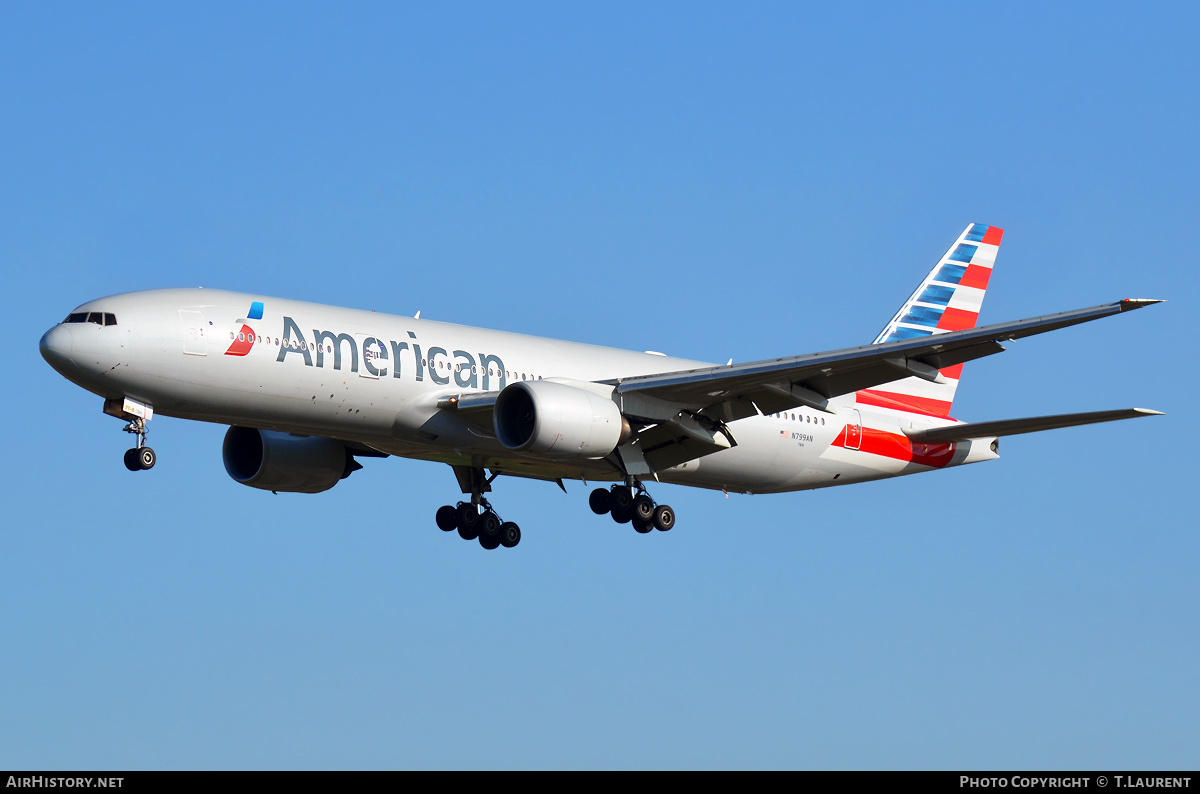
[
  {"left": 611, "top": 299, "right": 1162, "bottom": 423},
  {"left": 904, "top": 408, "right": 1163, "bottom": 443}
]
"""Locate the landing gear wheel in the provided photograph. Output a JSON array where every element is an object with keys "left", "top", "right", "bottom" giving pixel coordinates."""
[
  {"left": 123, "top": 449, "right": 140, "bottom": 472},
  {"left": 589, "top": 488, "right": 611, "bottom": 515},
  {"left": 653, "top": 504, "right": 675, "bottom": 532},
  {"left": 480, "top": 511, "right": 501, "bottom": 540},
  {"left": 138, "top": 447, "right": 156, "bottom": 470},
  {"left": 610, "top": 486, "right": 634, "bottom": 512},
  {"left": 633, "top": 517, "right": 654, "bottom": 534},
  {"left": 457, "top": 504, "right": 480, "bottom": 541},
  {"left": 436, "top": 505, "right": 458, "bottom": 531},
  {"left": 499, "top": 522, "right": 521, "bottom": 548},
  {"left": 611, "top": 504, "right": 633, "bottom": 524},
  {"left": 478, "top": 532, "right": 501, "bottom": 550},
  {"left": 633, "top": 494, "right": 655, "bottom": 523}
]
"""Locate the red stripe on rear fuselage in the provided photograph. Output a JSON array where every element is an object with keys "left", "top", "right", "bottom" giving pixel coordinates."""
[
  {"left": 832, "top": 425, "right": 956, "bottom": 468},
  {"left": 856, "top": 389, "right": 954, "bottom": 418}
]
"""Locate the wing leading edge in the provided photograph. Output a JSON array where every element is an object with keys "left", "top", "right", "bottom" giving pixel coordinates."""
[
  {"left": 905, "top": 407, "right": 1164, "bottom": 444},
  {"left": 611, "top": 299, "right": 1163, "bottom": 423}
]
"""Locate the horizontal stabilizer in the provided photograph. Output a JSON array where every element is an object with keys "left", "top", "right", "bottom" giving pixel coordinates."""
[{"left": 905, "top": 408, "right": 1163, "bottom": 443}]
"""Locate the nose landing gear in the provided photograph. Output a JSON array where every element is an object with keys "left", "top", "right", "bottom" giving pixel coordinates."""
[
  {"left": 105, "top": 397, "right": 156, "bottom": 472},
  {"left": 121, "top": 416, "right": 156, "bottom": 471},
  {"left": 589, "top": 483, "right": 675, "bottom": 534}
]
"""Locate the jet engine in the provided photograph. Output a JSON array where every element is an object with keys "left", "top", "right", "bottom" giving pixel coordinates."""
[
  {"left": 222, "top": 426, "right": 358, "bottom": 493},
  {"left": 494, "top": 380, "right": 630, "bottom": 459}
]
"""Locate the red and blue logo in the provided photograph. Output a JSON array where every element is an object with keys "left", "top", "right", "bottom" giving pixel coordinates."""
[{"left": 224, "top": 301, "right": 265, "bottom": 357}]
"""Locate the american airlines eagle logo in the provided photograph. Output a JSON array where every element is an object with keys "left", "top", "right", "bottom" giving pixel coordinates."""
[{"left": 224, "top": 301, "right": 264, "bottom": 357}]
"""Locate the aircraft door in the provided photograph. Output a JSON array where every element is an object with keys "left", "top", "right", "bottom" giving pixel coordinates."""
[
  {"left": 845, "top": 408, "right": 862, "bottom": 450},
  {"left": 179, "top": 310, "right": 207, "bottom": 356}
]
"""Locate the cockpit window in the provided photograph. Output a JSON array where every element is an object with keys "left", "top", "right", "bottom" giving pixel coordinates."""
[{"left": 63, "top": 311, "right": 117, "bottom": 326}]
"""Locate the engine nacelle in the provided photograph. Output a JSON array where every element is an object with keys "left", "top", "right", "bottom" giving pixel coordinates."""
[
  {"left": 494, "top": 380, "right": 629, "bottom": 459},
  {"left": 222, "top": 426, "right": 354, "bottom": 493}
]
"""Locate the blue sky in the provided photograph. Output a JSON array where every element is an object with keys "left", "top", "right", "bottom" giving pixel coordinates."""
[{"left": 2, "top": 2, "right": 1195, "bottom": 769}]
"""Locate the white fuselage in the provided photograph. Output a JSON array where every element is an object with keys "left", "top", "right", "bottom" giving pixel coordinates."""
[{"left": 39, "top": 288, "right": 997, "bottom": 495}]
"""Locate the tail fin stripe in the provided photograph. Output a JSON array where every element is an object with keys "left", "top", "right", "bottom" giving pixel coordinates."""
[
  {"left": 946, "top": 285, "right": 986, "bottom": 314},
  {"left": 964, "top": 223, "right": 989, "bottom": 242},
  {"left": 949, "top": 244, "right": 979, "bottom": 262},
  {"left": 958, "top": 264, "right": 992, "bottom": 290},
  {"left": 935, "top": 307, "right": 979, "bottom": 331},
  {"left": 900, "top": 306, "right": 946, "bottom": 327},
  {"left": 934, "top": 263, "right": 968, "bottom": 284},
  {"left": 889, "top": 327, "right": 934, "bottom": 340},
  {"left": 981, "top": 226, "right": 1004, "bottom": 246},
  {"left": 917, "top": 285, "right": 955, "bottom": 305}
]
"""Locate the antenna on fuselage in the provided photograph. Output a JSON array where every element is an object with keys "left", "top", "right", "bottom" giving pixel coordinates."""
[{"left": 414, "top": 310, "right": 421, "bottom": 319}]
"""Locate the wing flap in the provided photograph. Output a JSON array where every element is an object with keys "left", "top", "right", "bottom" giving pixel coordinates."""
[{"left": 905, "top": 408, "right": 1163, "bottom": 443}]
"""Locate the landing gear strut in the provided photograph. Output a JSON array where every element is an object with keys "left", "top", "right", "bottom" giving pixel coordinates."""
[
  {"left": 589, "top": 482, "right": 675, "bottom": 533},
  {"left": 121, "top": 417, "right": 155, "bottom": 471},
  {"left": 435, "top": 466, "right": 521, "bottom": 550}
]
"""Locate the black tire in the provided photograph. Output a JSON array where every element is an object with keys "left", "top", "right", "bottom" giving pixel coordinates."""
[
  {"left": 480, "top": 511, "right": 501, "bottom": 539},
  {"left": 633, "top": 494, "right": 655, "bottom": 522},
  {"left": 138, "top": 447, "right": 156, "bottom": 470},
  {"left": 653, "top": 504, "right": 675, "bottom": 532},
  {"left": 633, "top": 516, "right": 654, "bottom": 534},
  {"left": 123, "top": 449, "right": 141, "bottom": 472},
  {"left": 478, "top": 532, "right": 500, "bottom": 550},
  {"left": 611, "top": 504, "right": 633, "bottom": 524},
  {"left": 436, "top": 505, "right": 458, "bottom": 531},
  {"left": 457, "top": 504, "right": 480, "bottom": 540},
  {"left": 589, "top": 488, "right": 611, "bottom": 515},
  {"left": 610, "top": 486, "right": 634, "bottom": 512},
  {"left": 499, "top": 522, "right": 521, "bottom": 548}
]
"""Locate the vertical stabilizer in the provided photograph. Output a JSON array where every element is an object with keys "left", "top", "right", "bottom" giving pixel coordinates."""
[{"left": 859, "top": 223, "right": 1004, "bottom": 417}]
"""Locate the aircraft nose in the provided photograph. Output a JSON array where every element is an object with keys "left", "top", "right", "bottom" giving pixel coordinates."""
[{"left": 39, "top": 324, "right": 75, "bottom": 375}]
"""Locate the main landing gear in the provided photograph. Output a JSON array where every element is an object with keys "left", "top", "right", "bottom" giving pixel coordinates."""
[
  {"left": 435, "top": 466, "right": 520, "bottom": 550},
  {"left": 435, "top": 499, "right": 521, "bottom": 550},
  {"left": 121, "top": 417, "right": 156, "bottom": 472},
  {"left": 589, "top": 483, "right": 675, "bottom": 534}
]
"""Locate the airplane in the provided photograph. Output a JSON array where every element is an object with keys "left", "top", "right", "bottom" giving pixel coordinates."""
[{"left": 39, "top": 223, "right": 1163, "bottom": 550}]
